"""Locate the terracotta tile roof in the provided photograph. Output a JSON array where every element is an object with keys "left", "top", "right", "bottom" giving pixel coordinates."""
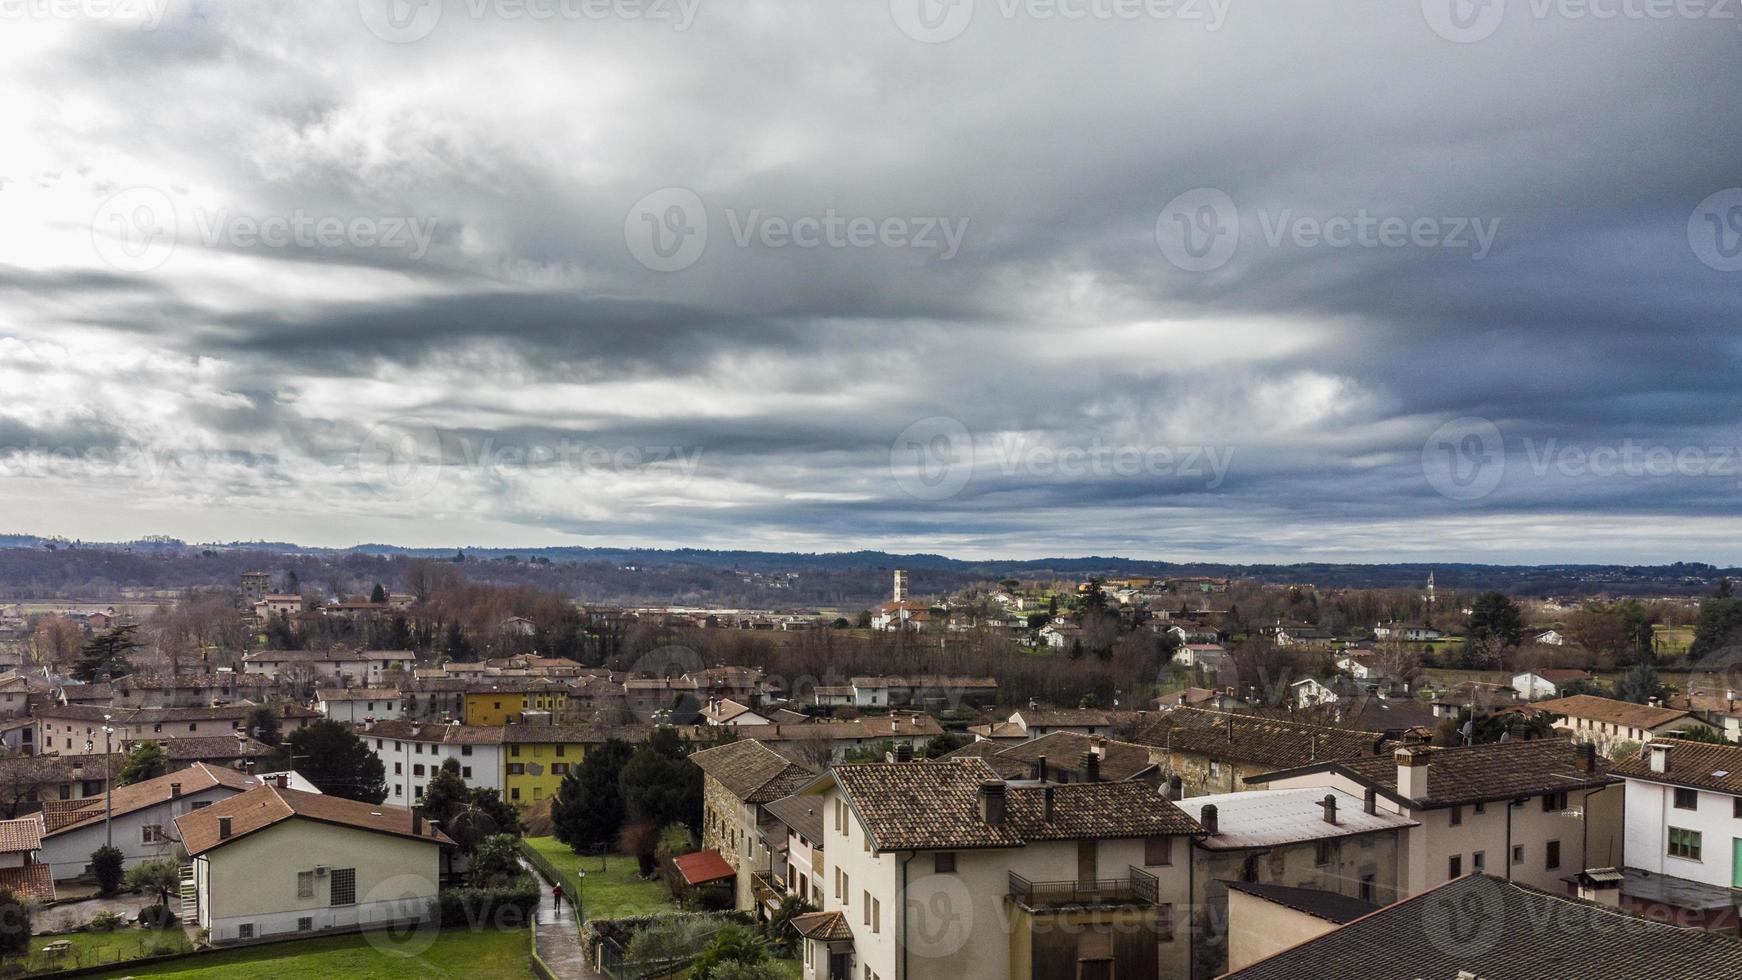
[
  {"left": 43, "top": 762, "right": 260, "bottom": 835},
  {"left": 762, "top": 794, "right": 826, "bottom": 843},
  {"left": 828, "top": 759, "right": 1202, "bottom": 851},
  {"left": 1532, "top": 694, "right": 1690, "bottom": 729},
  {"left": 37, "top": 703, "right": 320, "bottom": 723},
  {"left": 789, "top": 910, "right": 852, "bottom": 941},
  {"left": 176, "top": 785, "right": 453, "bottom": 856},
  {"left": 160, "top": 736, "right": 278, "bottom": 760},
  {"left": 1254, "top": 739, "right": 1616, "bottom": 809},
  {"left": 0, "top": 862, "right": 55, "bottom": 903},
  {"left": 1610, "top": 738, "right": 1742, "bottom": 794},
  {"left": 1013, "top": 708, "right": 1112, "bottom": 728},
  {"left": 1222, "top": 874, "right": 1742, "bottom": 980},
  {"left": 940, "top": 739, "right": 1030, "bottom": 778},
  {"left": 671, "top": 849, "right": 735, "bottom": 886},
  {"left": 994, "top": 731, "right": 1158, "bottom": 782},
  {"left": 0, "top": 815, "right": 43, "bottom": 853},
  {"left": 1134, "top": 708, "right": 1387, "bottom": 771},
  {"left": 690, "top": 739, "right": 813, "bottom": 804}
]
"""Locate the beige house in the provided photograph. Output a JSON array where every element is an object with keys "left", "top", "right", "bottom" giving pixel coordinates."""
[
  {"left": 176, "top": 784, "right": 452, "bottom": 944},
  {"left": 1533, "top": 693, "right": 1717, "bottom": 753},
  {"left": 1223, "top": 881, "right": 1378, "bottom": 973},
  {"left": 784, "top": 758, "right": 1203, "bottom": 980},
  {"left": 1133, "top": 708, "right": 1387, "bottom": 797},
  {"left": 1249, "top": 739, "right": 1623, "bottom": 897}
]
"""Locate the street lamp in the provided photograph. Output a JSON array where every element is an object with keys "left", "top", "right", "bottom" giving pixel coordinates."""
[
  {"left": 575, "top": 869, "right": 585, "bottom": 922},
  {"left": 101, "top": 715, "right": 114, "bottom": 848}
]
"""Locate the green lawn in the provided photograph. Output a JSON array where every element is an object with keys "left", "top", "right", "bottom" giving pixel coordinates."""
[
  {"left": 116, "top": 926, "right": 533, "bottom": 979},
  {"left": 523, "top": 837, "right": 676, "bottom": 921},
  {"left": 15, "top": 926, "right": 190, "bottom": 975}
]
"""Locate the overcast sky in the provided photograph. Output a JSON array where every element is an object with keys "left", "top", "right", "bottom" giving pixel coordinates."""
[{"left": 1, "top": 0, "right": 1739, "bottom": 562}]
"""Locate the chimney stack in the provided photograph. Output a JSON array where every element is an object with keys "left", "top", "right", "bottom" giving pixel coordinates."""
[
  {"left": 1649, "top": 741, "right": 1672, "bottom": 774},
  {"left": 1319, "top": 793, "right": 1338, "bottom": 825},
  {"left": 1200, "top": 803, "right": 1219, "bottom": 836},
  {"left": 1578, "top": 742, "right": 1597, "bottom": 774},
  {"left": 1043, "top": 785, "right": 1055, "bottom": 823},
  {"left": 1363, "top": 788, "right": 1377, "bottom": 815},
  {"left": 978, "top": 781, "right": 1007, "bottom": 826},
  {"left": 218, "top": 816, "right": 232, "bottom": 840},
  {"left": 1396, "top": 747, "right": 1430, "bottom": 802},
  {"left": 1167, "top": 775, "right": 1183, "bottom": 802},
  {"left": 894, "top": 742, "right": 914, "bottom": 763},
  {"left": 170, "top": 783, "right": 181, "bottom": 798},
  {"left": 1037, "top": 755, "right": 1048, "bottom": 783},
  {"left": 412, "top": 807, "right": 423, "bottom": 836},
  {"left": 1081, "top": 751, "right": 1100, "bottom": 784}
]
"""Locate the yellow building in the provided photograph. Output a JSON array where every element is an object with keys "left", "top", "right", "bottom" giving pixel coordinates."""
[
  {"left": 501, "top": 726, "right": 594, "bottom": 805},
  {"left": 462, "top": 682, "right": 571, "bottom": 726}
]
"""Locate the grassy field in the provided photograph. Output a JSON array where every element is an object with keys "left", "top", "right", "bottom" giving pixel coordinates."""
[
  {"left": 14, "top": 926, "right": 191, "bottom": 975},
  {"left": 523, "top": 837, "right": 676, "bottom": 921},
  {"left": 116, "top": 926, "right": 534, "bottom": 979}
]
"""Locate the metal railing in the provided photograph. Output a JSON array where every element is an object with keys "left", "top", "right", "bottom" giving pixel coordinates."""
[{"left": 1008, "top": 866, "right": 1160, "bottom": 908}]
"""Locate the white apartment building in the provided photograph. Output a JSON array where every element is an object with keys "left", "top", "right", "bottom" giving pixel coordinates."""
[
  {"left": 1611, "top": 739, "right": 1742, "bottom": 932},
  {"left": 359, "top": 720, "right": 503, "bottom": 806}
]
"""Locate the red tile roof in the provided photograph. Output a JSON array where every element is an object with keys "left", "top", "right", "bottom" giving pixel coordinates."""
[
  {"left": 176, "top": 785, "right": 454, "bottom": 855},
  {"left": 672, "top": 849, "right": 736, "bottom": 886},
  {"left": 0, "top": 862, "right": 54, "bottom": 903},
  {"left": 0, "top": 816, "right": 43, "bottom": 853}
]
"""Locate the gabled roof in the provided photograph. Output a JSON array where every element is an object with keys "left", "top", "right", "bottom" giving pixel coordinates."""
[
  {"left": 0, "top": 815, "right": 43, "bottom": 853},
  {"left": 1224, "top": 881, "right": 1376, "bottom": 924},
  {"left": 1532, "top": 694, "right": 1690, "bottom": 729},
  {"left": 1250, "top": 739, "right": 1616, "bottom": 809},
  {"left": 789, "top": 910, "right": 853, "bottom": 941},
  {"left": 763, "top": 794, "right": 827, "bottom": 843},
  {"left": 1134, "top": 708, "right": 1386, "bottom": 771},
  {"left": 1012, "top": 708, "right": 1112, "bottom": 728},
  {"left": 0, "top": 862, "right": 55, "bottom": 903},
  {"left": 176, "top": 785, "right": 453, "bottom": 855},
  {"left": 1222, "top": 874, "right": 1742, "bottom": 980},
  {"left": 1610, "top": 737, "right": 1742, "bottom": 794},
  {"left": 1187, "top": 787, "right": 1417, "bottom": 849},
  {"left": 43, "top": 763, "right": 260, "bottom": 835},
  {"left": 689, "top": 739, "right": 813, "bottom": 804},
  {"left": 671, "top": 849, "right": 735, "bottom": 886},
  {"left": 940, "top": 739, "right": 1031, "bottom": 778},
  {"left": 993, "top": 731, "right": 1158, "bottom": 782}
]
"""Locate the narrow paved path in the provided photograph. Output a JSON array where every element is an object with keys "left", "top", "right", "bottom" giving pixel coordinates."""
[{"left": 521, "top": 858, "right": 601, "bottom": 979}]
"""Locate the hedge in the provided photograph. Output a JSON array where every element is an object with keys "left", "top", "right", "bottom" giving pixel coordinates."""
[{"left": 437, "top": 875, "right": 541, "bottom": 930}]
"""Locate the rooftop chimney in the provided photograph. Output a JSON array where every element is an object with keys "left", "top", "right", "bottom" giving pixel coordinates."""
[
  {"left": 218, "top": 816, "right": 232, "bottom": 840},
  {"left": 894, "top": 742, "right": 914, "bottom": 763},
  {"left": 1649, "top": 741, "right": 1672, "bottom": 774},
  {"left": 412, "top": 807, "right": 423, "bottom": 836},
  {"left": 1199, "top": 803, "right": 1218, "bottom": 836},
  {"left": 978, "top": 781, "right": 1007, "bottom": 826},
  {"left": 1319, "top": 793, "right": 1338, "bottom": 825},
  {"left": 1043, "top": 786, "right": 1055, "bottom": 823},
  {"left": 1081, "top": 750, "right": 1100, "bottom": 784},
  {"left": 1396, "top": 747, "right": 1430, "bottom": 802},
  {"left": 1363, "top": 788, "right": 1377, "bottom": 815},
  {"left": 1578, "top": 742, "right": 1597, "bottom": 774},
  {"left": 1037, "top": 755, "right": 1049, "bottom": 783},
  {"left": 1090, "top": 735, "right": 1107, "bottom": 757},
  {"left": 170, "top": 782, "right": 181, "bottom": 798},
  {"left": 1167, "top": 775, "right": 1183, "bottom": 802}
]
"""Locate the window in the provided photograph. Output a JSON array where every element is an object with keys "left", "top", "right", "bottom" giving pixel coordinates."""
[
  {"left": 1448, "top": 855, "right": 1462, "bottom": 878},
  {"left": 1512, "top": 845, "right": 1524, "bottom": 865},
  {"left": 1209, "top": 760, "right": 1221, "bottom": 777},
  {"left": 462, "top": 766, "right": 472, "bottom": 779},
  {"left": 395, "top": 785, "right": 403, "bottom": 796},
  {"left": 511, "top": 788, "right": 521, "bottom": 800},
  {"left": 142, "top": 824, "right": 167, "bottom": 844},
  {"left": 555, "top": 745, "right": 566, "bottom": 757},
  {"left": 1546, "top": 840, "right": 1561, "bottom": 870},
  {"left": 1735, "top": 797, "right": 1742, "bottom": 819},
  {"left": 552, "top": 763, "right": 569, "bottom": 775},
  {"left": 1472, "top": 851, "right": 1486, "bottom": 872},
  {"left": 1543, "top": 791, "right": 1568, "bottom": 812},
  {"left": 1675, "top": 787, "right": 1699, "bottom": 810},
  {"left": 863, "top": 891, "right": 871, "bottom": 925},
  {"left": 297, "top": 916, "right": 313, "bottom": 932},
  {"left": 1449, "top": 805, "right": 1462, "bottom": 826},
  {"left": 1144, "top": 837, "right": 1172, "bottom": 866},
  {"left": 413, "top": 764, "right": 424, "bottom": 777},
  {"left": 1359, "top": 875, "right": 1375, "bottom": 904},
  {"left": 461, "top": 745, "right": 473, "bottom": 757},
  {"left": 238, "top": 923, "right": 254, "bottom": 940},
  {"left": 1314, "top": 840, "right": 1334, "bottom": 867},
  {"left": 1669, "top": 827, "right": 1703, "bottom": 861},
  {"left": 298, "top": 871, "right": 315, "bottom": 898},
  {"left": 330, "top": 868, "right": 357, "bottom": 906},
  {"left": 57, "top": 785, "right": 70, "bottom": 801},
  {"left": 508, "top": 764, "right": 525, "bottom": 775},
  {"left": 511, "top": 745, "right": 521, "bottom": 757},
  {"left": 1474, "top": 802, "right": 1486, "bottom": 814},
  {"left": 1155, "top": 903, "right": 1174, "bottom": 941}
]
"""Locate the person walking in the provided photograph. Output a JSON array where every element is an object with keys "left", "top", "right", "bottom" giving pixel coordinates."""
[{"left": 552, "top": 883, "right": 564, "bottom": 912}]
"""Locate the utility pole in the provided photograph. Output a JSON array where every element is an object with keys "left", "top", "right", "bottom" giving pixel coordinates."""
[{"left": 103, "top": 714, "right": 114, "bottom": 848}]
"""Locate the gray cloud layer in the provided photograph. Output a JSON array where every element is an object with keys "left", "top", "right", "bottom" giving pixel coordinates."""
[{"left": 0, "top": 1, "right": 1739, "bottom": 561}]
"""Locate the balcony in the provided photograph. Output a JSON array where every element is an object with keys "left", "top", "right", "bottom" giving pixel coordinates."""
[{"left": 1007, "top": 867, "right": 1160, "bottom": 909}]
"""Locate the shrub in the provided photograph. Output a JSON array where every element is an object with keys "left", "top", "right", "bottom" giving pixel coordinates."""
[
  {"left": 624, "top": 913, "right": 728, "bottom": 966},
  {"left": 137, "top": 904, "right": 179, "bottom": 930},
  {"left": 90, "top": 845, "right": 125, "bottom": 895},
  {"left": 86, "top": 910, "right": 127, "bottom": 932},
  {"left": 0, "top": 889, "right": 30, "bottom": 958},
  {"left": 437, "top": 874, "right": 539, "bottom": 929},
  {"left": 688, "top": 925, "right": 769, "bottom": 980}
]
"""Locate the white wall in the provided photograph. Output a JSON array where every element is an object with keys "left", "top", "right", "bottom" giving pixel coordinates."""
[
  {"left": 364, "top": 733, "right": 501, "bottom": 806},
  {"left": 320, "top": 697, "right": 405, "bottom": 724},
  {"left": 40, "top": 786, "right": 243, "bottom": 879},
  {"left": 1623, "top": 777, "right": 1741, "bottom": 889}
]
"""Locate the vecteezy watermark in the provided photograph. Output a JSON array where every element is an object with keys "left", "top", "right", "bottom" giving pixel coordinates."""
[
  {"left": 0, "top": 443, "right": 218, "bottom": 486},
  {"left": 358, "top": 0, "right": 701, "bottom": 43},
  {"left": 1422, "top": 416, "right": 1742, "bottom": 500},
  {"left": 90, "top": 190, "right": 441, "bottom": 272},
  {"left": 354, "top": 416, "right": 706, "bottom": 500},
  {"left": 624, "top": 187, "right": 968, "bottom": 272},
  {"left": 1156, "top": 188, "right": 1499, "bottom": 272},
  {"left": 1422, "top": 0, "right": 1742, "bottom": 43},
  {"left": 0, "top": 0, "right": 168, "bottom": 26},
  {"left": 889, "top": 0, "right": 1230, "bottom": 44},
  {"left": 888, "top": 418, "right": 1235, "bottom": 501},
  {"left": 1689, "top": 188, "right": 1742, "bottom": 272}
]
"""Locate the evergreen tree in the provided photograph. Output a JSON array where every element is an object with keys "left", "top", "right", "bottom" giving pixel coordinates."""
[
  {"left": 287, "top": 720, "right": 387, "bottom": 803},
  {"left": 370, "top": 583, "right": 388, "bottom": 604},
  {"left": 118, "top": 741, "right": 170, "bottom": 786},
  {"left": 552, "top": 738, "right": 633, "bottom": 853},
  {"left": 74, "top": 624, "right": 140, "bottom": 682},
  {"left": 243, "top": 705, "right": 280, "bottom": 747},
  {"left": 90, "top": 846, "right": 124, "bottom": 894},
  {"left": 1465, "top": 592, "right": 1525, "bottom": 649},
  {"left": 1615, "top": 663, "right": 1666, "bottom": 705},
  {"left": 620, "top": 729, "right": 702, "bottom": 836}
]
